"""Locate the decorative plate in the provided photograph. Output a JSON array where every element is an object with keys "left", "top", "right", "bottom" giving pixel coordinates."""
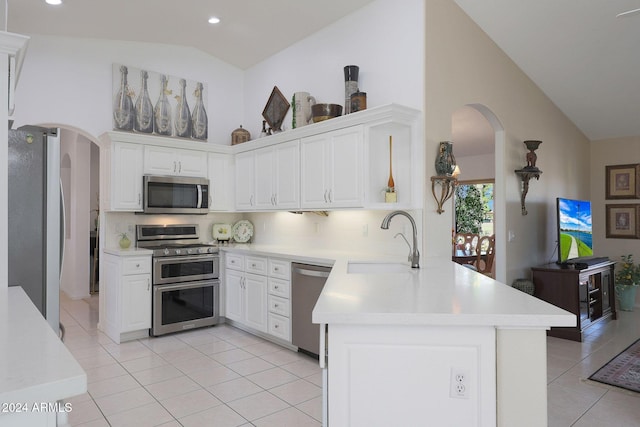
[
  {"left": 262, "top": 86, "right": 290, "bottom": 132},
  {"left": 232, "top": 220, "right": 254, "bottom": 243},
  {"left": 212, "top": 223, "right": 232, "bottom": 241}
]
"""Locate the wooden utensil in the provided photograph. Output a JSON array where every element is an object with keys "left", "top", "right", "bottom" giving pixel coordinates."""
[{"left": 388, "top": 136, "right": 395, "bottom": 191}]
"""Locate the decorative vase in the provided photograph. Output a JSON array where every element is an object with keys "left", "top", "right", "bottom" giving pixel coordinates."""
[
  {"left": 119, "top": 234, "right": 131, "bottom": 249},
  {"left": 343, "top": 65, "right": 359, "bottom": 114},
  {"left": 435, "top": 141, "right": 457, "bottom": 176},
  {"left": 617, "top": 285, "right": 637, "bottom": 311}
]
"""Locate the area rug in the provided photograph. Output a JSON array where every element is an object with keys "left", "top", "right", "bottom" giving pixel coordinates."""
[{"left": 589, "top": 338, "right": 640, "bottom": 393}]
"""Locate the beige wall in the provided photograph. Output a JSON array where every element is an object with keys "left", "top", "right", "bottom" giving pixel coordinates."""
[
  {"left": 591, "top": 136, "right": 640, "bottom": 306},
  {"left": 424, "top": 0, "right": 591, "bottom": 283}
]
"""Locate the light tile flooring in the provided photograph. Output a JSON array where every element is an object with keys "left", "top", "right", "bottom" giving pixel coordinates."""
[
  {"left": 60, "top": 293, "right": 322, "bottom": 427},
  {"left": 547, "top": 308, "right": 640, "bottom": 426},
  {"left": 61, "top": 293, "right": 640, "bottom": 426}
]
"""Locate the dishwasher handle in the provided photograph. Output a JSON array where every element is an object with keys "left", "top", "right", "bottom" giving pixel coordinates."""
[{"left": 293, "top": 267, "right": 331, "bottom": 278}]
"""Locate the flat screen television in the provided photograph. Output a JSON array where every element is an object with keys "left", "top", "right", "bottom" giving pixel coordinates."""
[{"left": 556, "top": 197, "right": 594, "bottom": 264}]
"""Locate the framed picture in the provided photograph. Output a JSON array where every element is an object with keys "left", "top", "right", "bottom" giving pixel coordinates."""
[
  {"left": 605, "top": 204, "right": 640, "bottom": 239},
  {"left": 605, "top": 164, "right": 640, "bottom": 199},
  {"left": 262, "top": 86, "right": 290, "bottom": 132}
]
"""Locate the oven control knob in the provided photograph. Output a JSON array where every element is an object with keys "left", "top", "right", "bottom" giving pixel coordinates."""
[
  {"left": 209, "top": 248, "right": 216, "bottom": 253},
  {"left": 163, "top": 248, "right": 170, "bottom": 256},
  {"left": 187, "top": 248, "right": 194, "bottom": 254},
  {"left": 175, "top": 249, "right": 181, "bottom": 255}
]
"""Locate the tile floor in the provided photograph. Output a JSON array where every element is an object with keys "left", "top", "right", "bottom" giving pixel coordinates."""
[
  {"left": 61, "top": 293, "right": 640, "bottom": 426},
  {"left": 60, "top": 293, "right": 322, "bottom": 427}
]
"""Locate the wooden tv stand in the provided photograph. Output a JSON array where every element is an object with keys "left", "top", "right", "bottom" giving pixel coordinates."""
[{"left": 531, "top": 261, "right": 616, "bottom": 341}]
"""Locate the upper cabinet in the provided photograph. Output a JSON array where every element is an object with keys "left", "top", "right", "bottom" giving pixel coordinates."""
[
  {"left": 100, "top": 104, "right": 421, "bottom": 213},
  {"left": 144, "top": 145, "right": 208, "bottom": 177},
  {"left": 301, "top": 126, "right": 363, "bottom": 209},
  {"left": 235, "top": 140, "right": 300, "bottom": 211}
]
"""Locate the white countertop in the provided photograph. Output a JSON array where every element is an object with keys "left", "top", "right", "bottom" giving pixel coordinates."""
[
  {"left": 221, "top": 244, "right": 575, "bottom": 329},
  {"left": 0, "top": 287, "right": 87, "bottom": 404},
  {"left": 104, "top": 247, "right": 153, "bottom": 256}
]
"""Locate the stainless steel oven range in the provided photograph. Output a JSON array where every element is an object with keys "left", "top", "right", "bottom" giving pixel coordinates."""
[{"left": 136, "top": 224, "right": 219, "bottom": 336}]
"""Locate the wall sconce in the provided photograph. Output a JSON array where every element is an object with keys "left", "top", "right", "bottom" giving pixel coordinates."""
[
  {"left": 514, "top": 140, "right": 542, "bottom": 215},
  {"left": 431, "top": 141, "right": 458, "bottom": 214}
]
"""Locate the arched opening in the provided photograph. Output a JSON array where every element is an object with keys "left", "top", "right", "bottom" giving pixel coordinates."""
[{"left": 451, "top": 104, "right": 506, "bottom": 282}]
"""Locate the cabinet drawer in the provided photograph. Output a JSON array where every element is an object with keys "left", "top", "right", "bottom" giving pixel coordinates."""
[
  {"left": 269, "top": 259, "right": 291, "bottom": 279},
  {"left": 246, "top": 256, "right": 268, "bottom": 275},
  {"left": 268, "top": 278, "right": 290, "bottom": 299},
  {"left": 122, "top": 257, "right": 151, "bottom": 275},
  {"left": 268, "top": 294, "right": 290, "bottom": 317},
  {"left": 225, "top": 253, "right": 244, "bottom": 271},
  {"left": 268, "top": 313, "right": 291, "bottom": 341}
]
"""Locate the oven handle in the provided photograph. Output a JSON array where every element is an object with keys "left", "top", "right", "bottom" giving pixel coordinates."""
[
  {"left": 153, "top": 254, "right": 219, "bottom": 264},
  {"left": 154, "top": 279, "right": 220, "bottom": 292}
]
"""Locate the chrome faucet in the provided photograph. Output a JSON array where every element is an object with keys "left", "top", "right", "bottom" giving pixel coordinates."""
[{"left": 380, "top": 211, "right": 420, "bottom": 268}]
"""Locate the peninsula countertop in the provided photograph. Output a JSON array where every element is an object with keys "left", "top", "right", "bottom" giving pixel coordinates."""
[
  {"left": 219, "top": 245, "right": 575, "bottom": 329},
  {"left": 0, "top": 287, "right": 87, "bottom": 406}
]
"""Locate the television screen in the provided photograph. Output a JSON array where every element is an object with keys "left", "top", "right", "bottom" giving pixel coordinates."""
[{"left": 557, "top": 198, "right": 594, "bottom": 263}]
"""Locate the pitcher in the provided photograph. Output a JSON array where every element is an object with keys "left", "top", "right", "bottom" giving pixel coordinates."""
[{"left": 292, "top": 92, "right": 316, "bottom": 128}]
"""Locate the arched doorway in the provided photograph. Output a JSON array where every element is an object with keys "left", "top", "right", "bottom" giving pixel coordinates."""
[
  {"left": 36, "top": 124, "right": 102, "bottom": 300},
  {"left": 451, "top": 104, "right": 506, "bottom": 283}
]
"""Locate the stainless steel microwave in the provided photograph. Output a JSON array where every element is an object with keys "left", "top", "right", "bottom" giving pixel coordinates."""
[{"left": 143, "top": 175, "right": 209, "bottom": 214}]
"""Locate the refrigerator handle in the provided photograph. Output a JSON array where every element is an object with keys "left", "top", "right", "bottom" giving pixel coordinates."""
[{"left": 59, "top": 178, "right": 66, "bottom": 278}]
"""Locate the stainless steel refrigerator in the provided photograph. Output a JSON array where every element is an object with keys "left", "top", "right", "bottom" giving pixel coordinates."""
[{"left": 8, "top": 126, "right": 63, "bottom": 334}]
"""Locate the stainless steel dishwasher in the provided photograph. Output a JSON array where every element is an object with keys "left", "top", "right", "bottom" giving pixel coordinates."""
[{"left": 291, "top": 263, "right": 331, "bottom": 357}]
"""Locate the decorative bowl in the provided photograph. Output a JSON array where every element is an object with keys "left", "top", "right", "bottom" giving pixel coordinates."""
[{"left": 312, "top": 103, "right": 343, "bottom": 122}]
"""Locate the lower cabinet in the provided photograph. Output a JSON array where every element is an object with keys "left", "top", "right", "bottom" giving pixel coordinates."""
[
  {"left": 101, "top": 252, "right": 152, "bottom": 343},
  {"left": 224, "top": 252, "right": 291, "bottom": 342}
]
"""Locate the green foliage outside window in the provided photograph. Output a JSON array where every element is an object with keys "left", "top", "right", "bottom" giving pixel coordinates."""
[{"left": 455, "top": 184, "right": 491, "bottom": 234}]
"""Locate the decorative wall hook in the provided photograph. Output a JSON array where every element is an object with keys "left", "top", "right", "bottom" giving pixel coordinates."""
[{"left": 514, "top": 140, "right": 542, "bottom": 215}]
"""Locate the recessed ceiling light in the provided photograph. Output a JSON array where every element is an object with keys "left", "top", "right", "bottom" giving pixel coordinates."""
[
  {"left": 45, "top": 0, "right": 63, "bottom": 5},
  {"left": 208, "top": 16, "right": 221, "bottom": 24}
]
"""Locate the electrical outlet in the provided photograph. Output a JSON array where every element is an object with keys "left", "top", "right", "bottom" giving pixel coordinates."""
[
  {"left": 450, "top": 368, "right": 470, "bottom": 399},
  {"left": 362, "top": 224, "right": 368, "bottom": 237}
]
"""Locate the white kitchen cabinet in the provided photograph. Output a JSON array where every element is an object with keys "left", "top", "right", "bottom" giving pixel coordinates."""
[
  {"left": 144, "top": 145, "right": 208, "bottom": 177},
  {"left": 208, "top": 152, "right": 234, "bottom": 211},
  {"left": 235, "top": 151, "right": 256, "bottom": 210},
  {"left": 224, "top": 252, "right": 291, "bottom": 341},
  {"left": 300, "top": 126, "right": 363, "bottom": 209},
  {"left": 100, "top": 252, "right": 152, "bottom": 344},
  {"left": 236, "top": 141, "right": 300, "bottom": 210},
  {"left": 224, "top": 254, "right": 268, "bottom": 333},
  {"left": 110, "top": 142, "right": 144, "bottom": 211}
]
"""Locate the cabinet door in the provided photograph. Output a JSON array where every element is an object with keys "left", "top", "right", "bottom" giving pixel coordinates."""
[
  {"left": 327, "top": 126, "right": 363, "bottom": 207},
  {"left": 244, "top": 273, "right": 268, "bottom": 332},
  {"left": 111, "top": 142, "right": 144, "bottom": 211},
  {"left": 300, "top": 135, "right": 329, "bottom": 208},
  {"left": 144, "top": 145, "right": 177, "bottom": 175},
  {"left": 235, "top": 152, "right": 255, "bottom": 210},
  {"left": 273, "top": 141, "right": 300, "bottom": 209},
  {"left": 208, "top": 153, "right": 234, "bottom": 211},
  {"left": 121, "top": 274, "right": 151, "bottom": 333},
  {"left": 101, "top": 255, "right": 121, "bottom": 340},
  {"left": 178, "top": 149, "right": 208, "bottom": 177},
  {"left": 225, "top": 270, "right": 244, "bottom": 322},
  {"left": 254, "top": 147, "right": 275, "bottom": 209}
]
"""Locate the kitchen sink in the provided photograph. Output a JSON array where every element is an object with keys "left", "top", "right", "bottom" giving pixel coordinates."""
[{"left": 347, "top": 261, "right": 413, "bottom": 274}]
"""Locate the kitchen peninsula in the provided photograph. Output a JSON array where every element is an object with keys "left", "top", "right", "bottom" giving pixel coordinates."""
[
  {"left": 220, "top": 244, "right": 574, "bottom": 427},
  {"left": 0, "top": 287, "right": 87, "bottom": 427},
  {"left": 312, "top": 256, "right": 574, "bottom": 427}
]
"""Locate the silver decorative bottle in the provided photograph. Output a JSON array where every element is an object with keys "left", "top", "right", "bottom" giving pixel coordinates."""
[
  {"left": 113, "top": 65, "right": 135, "bottom": 131},
  {"left": 191, "top": 82, "right": 208, "bottom": 140},
  {"left": 174, "top": 78, "right": 192, "bottom": 138},
  {"left": 134, "top": 70, "right": 154, "bottom": 133},
  {"left": 154, "top": 74, "right": 172, "bottom": 136}
]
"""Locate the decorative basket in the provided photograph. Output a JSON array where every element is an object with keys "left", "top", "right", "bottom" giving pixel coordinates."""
[{"left": 512, "top": 278, "right": 535, "bottom": 295}]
